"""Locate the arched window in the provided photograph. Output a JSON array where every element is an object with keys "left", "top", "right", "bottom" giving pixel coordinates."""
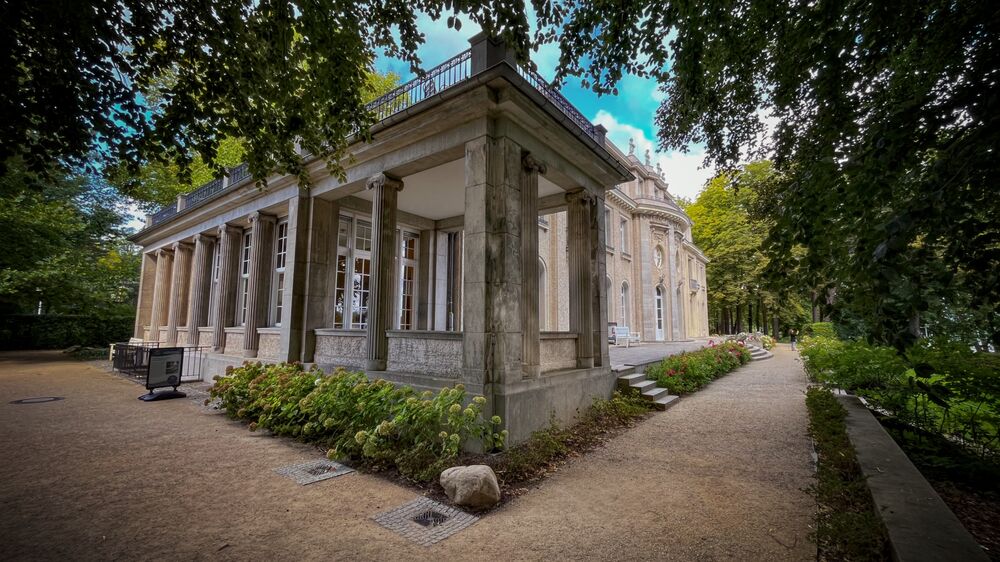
[
  {"left": 538, "top": 258, "right": 547, "bottom": 330},
  {"left": 620, "top": 281, "right": 630, "bottom": 327}
]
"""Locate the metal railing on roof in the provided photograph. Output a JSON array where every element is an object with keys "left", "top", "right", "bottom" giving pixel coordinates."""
[
  {"left": 147, "top": 46, "right": 598, "bottom": 228},
  {"left": 367, "top": 49, "right": 472, "bottom": 123},
  {"left": 516, "top": 64, "right": 598, "bottom": 142}
]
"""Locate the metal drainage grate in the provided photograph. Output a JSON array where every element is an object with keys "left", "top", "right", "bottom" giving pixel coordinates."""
[
  {"left": 373, "top": 497, "right": 479, "bottom": 546},
  {"left": 273, "top": 459, "right": 354, "bottom": 485},
  {"left": 413, "top": 509, "right": 450, "bottom": 528},
  {"left": 9, "top": 397, "right": 65, "bottom": 405}
]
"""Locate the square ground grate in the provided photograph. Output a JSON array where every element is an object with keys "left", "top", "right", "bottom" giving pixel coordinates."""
[
  {"left": 372, "top": 497, "right": 479, "bottom": 547},
  {"left": 273, "top": 459, "right": 354, "bottom": 485}
]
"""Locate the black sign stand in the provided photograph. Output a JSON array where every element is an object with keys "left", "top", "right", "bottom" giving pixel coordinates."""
[{"left": 139, "top": 347, "right": 187, "bottom": 401}]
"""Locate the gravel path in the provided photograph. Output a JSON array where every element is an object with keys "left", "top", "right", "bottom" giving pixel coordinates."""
[{"left": 0, "top": 347, "right": 814, "bottom": 560}]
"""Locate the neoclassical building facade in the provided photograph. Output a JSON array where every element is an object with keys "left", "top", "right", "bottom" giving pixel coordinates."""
[
  {"left": 129, "top": 35, "right": 705, "bottom": 442},
  {"left": 537, "top": 143, "right": 709, "bottom": 341}
]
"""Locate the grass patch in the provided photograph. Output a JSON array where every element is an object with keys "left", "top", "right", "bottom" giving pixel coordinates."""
[{"left": 806, "top": 387, "right": 890, "bottom": 561}]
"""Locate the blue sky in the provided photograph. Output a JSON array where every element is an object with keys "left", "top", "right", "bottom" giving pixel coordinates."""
[{"left": 373, "top": 13, "right": 717, "bottom": 201}]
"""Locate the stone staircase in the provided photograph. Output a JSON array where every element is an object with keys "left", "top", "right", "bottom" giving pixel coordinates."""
[
  {"left": 747, "top": 343, "right": 773, "bottom": 361},
  {"left": 616, "top": 372, "right": 680, "bottom": 411}
]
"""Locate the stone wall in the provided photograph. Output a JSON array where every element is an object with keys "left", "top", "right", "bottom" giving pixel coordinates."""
[
  {"left": 386, "top": 331, "right": 463, "bottom": 377},
  {"left": 197, "top": 328, "right": 214, "bottom": 349},
  {"left": 257, "top": 329, "right": 282, "bottom": 360},
  {"left": 223, "top": 328, "right": 244, "bottom": 356},
  {"left": 540, "top": 332, "right": 577, "bottom": 372},
  {"left": 314, "top": 329, "right": 366, "bottom": 369}
]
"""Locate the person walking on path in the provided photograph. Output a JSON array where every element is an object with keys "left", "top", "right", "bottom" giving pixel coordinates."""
[{"left": 789, "top": 328, "right": 798, "bottom": 350}]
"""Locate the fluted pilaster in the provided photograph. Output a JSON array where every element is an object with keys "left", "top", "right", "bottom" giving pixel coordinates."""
[
  {"left": 567, "top": 189, "right": 595, "bottom": 368},
  {"left": 521, "top": 154, "right": 546, "bottom": 378},
  {"left": 212, "top": 224, "right": 242, "bottom": 353},
  {"left": 148, "top": 248, "right": 174, "bottom": 343},
  {"left": 165, "top": 241, "right": 193, "bottom": 346},
  {"left": 243, "top": 212, "right": 277, "bottom": 357},
  {"left": 186, "top": 233, "right": 216, "bottom": 337},
  {"left": 365, "top": 173, "right": 403, "bottom": 371}
]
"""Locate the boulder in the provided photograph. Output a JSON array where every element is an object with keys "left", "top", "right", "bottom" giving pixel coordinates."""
[{"left": 439, "top": 465, "right": 500, "bottom": 508}]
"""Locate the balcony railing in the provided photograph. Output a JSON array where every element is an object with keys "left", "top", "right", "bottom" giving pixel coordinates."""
[
  {"left": 146, "top": 45, "right": 598, "bottom": 228},
  {"left": 516, "top": 65, "right": 599, "bottom": 143},
  {"left": 367, "top": 49, "right": 471, "bottom": 123}
]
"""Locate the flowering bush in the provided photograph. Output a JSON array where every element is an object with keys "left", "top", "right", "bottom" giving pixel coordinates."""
[
  {"left": 644, "top": 341, "right": 751, "bottom": 394},
  {"left": 760, "top": 335, "right": 776, "bottom": 350},
  {"left": 209, "top": 362, "right": 505, "bottom": 481}
]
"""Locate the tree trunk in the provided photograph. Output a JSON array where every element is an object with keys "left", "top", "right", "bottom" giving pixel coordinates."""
[{"left": 736, "top": 305, "right": 743, "bottom": 333}]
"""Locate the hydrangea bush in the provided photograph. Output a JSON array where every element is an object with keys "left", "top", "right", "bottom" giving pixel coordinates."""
[{"left": 209, "top": 362, "right": 506, "bottom": 481}]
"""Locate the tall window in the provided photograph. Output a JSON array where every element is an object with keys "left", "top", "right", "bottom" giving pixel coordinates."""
[
  {"left": 351, "top": 220, "right": 373, "bottom": 329},
  {"left": 207, "top": 243, "right": 221, "bottom": 326},
  {"left": 334, "top": 216, "right": 352, "bottom": 328},
  {"left": 271, "top": 222, "right": 288, "bottom": 326},
  {"left": 397, "top": 231, "right": 418, "bottom": 330},
  {"left": 620, "top": 281, "right": 630, "bottom": 327},
  {"left": 620, "top": 218, "right": 629, "bottom": 252},
  {"left": 237, "top": 230, "right": 252, "bottom": 326},
  {"left": 605, "top": 207, "right": 613, "bottom": 249},
  {"left": 538, "top": 258, "right": 547, "bottom": 330}
]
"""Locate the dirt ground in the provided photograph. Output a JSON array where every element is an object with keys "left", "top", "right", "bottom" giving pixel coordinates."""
[{"left": 0, "top": 348, "right": 816, "bottom": 561}]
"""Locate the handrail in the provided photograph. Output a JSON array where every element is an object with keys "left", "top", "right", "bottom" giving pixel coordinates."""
[{"left": 516, "top": 64, "right": 598, "bottom": 142}]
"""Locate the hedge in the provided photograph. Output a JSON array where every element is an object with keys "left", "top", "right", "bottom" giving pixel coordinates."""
[{"left": 0, "top": 314, "right": 134, "bottom": 350}]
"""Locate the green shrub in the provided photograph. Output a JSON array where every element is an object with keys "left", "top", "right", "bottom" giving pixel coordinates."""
[
  {"left": 645, "top": 341, "right": 751, "bottom": 394},
  {"left": 801, "top": 335, "right": 1000, "bottom": 461},
  {"left": 803, "top": 322, "right": 837, "bottom": 339},
  {"left": 209, "top": 362, "right": 504, "bottom": 482},
  {"left": 760, "top": 335, "right": 776, "bottom": 350},
  {"left": 806, "top": 388, "right": 889, "bottom": 560},
  {"left": 0, "top": 314, "right": 134, "bottom": 349}
]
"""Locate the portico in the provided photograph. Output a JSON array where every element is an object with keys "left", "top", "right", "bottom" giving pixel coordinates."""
[{"left": 129, "top": 34, "right": 631, "bottom": 442}]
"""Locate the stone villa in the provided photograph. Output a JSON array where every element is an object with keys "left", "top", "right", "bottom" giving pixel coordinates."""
[{"left": 129, "top": 34, "right": 708, "bottom": 441}]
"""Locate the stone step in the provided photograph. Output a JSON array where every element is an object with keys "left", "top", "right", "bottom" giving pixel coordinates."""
[
  {"left": 642, "top": 386, "right": 671, "bottom": 402},
  {"left": 631, "top": 379, "right": 658, "bottom": 394},
  {"left": 651, "top": 394, "right": 680, "bottom": 411},
  {"left": 617, "top": 372, "right": 646, "bottom": 388}
]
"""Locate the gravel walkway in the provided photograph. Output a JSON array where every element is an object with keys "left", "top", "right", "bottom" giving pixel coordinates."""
[{"left": 0, "top": 347, "right": 814, "bottom": 560}]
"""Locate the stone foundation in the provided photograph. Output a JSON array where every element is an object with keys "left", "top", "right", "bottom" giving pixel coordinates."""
[
  {"left": 386, "top": 331, "right": 462, "bottom": 378},
  {"left": 540, "top": 332, "right": 577, "bottom": 372}
]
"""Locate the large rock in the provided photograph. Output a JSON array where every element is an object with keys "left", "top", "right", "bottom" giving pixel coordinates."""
[{"left": 440, "top": 465, "right": 501, "bottom": 508}]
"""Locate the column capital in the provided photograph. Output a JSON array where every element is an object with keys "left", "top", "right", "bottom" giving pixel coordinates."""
[
  {"left": 171, "top": 241, "right": 193, "bottom": 253},
  {"left": 248, "top": 211, "right": 277, "bottom": 226},
  {"left": 522, "top": 153, "right": 547, "bottom": 175},
  {"left": 566, "top": 188, "right": 596, "bottom": 206},
  {"left": 156, "top": 247, "right": 174, "bottom": 258},
  {"left": 192, "top": 232, "right": 217, "bottom": 245},
  {"left": 366, "top": 173, "right": 404, "bottom": 193},
  {"left": 217, "top": 223, "right": 242, "bottom": 238}
]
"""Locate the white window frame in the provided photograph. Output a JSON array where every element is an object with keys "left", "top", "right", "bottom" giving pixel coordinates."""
[
  {"left": 270, "top": 221, "right": 289, "bottom": 327},
  {"left": 237, "top": 230, "right": 252, "bottom": 326}
]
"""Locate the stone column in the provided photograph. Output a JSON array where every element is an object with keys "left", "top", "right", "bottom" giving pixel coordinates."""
[
  {"left": 133, "top": 252, "right": 157, "bottom": 339},
  {"left": 287, "top": 192, "right": 338, "bottom": 363},
  {"left": 521, "top": 154, "right": 545, "bottom": 378},
  {"left": 590, "top": 191, "right": 609, "bottom": 367},
  {"left": 463, "top": 134, "right": 523, "bottom": 388},
  {"left": 186, "top": 233, "right": 216, "bottom": 338},
  {"left": 666, "top": 224, "right": 678, "bottom": 340},
  {"left": 365, "top": 173, "right": 403, "bottom": 371},
  {"left": 212, "top": 224, "right": 242, "bottom": 353},
  {"left": 165, "top": 241, "right": 193, "bottom": 346},
  {"left": 243, "top": 212, "right": 276, "bottom": 358},
  {"left": 567, "top": 189, "right": 594, "bottom": 368},
  {"left": 148, "top": 248, "right": 174, "bottom": 343}
]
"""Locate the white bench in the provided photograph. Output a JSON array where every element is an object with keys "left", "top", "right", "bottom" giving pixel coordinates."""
[{"left": 613, "top": 326, "right": 641, "bottom": 347}]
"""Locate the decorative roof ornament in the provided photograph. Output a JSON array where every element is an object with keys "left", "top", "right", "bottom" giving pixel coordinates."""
[
  {"left": 644, "top": 149, "right": 651, "bottom": 166},
  {"left": 656, "top": 162, "right": 663, "bottom": 177},
  {"left": 628, "top": 137, "right": 635, "bottom": 155}
]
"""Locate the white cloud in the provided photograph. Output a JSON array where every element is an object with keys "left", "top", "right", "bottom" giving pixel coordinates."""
[{"left": 593, "top": 109, "right": 716, "bottom": 200}]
